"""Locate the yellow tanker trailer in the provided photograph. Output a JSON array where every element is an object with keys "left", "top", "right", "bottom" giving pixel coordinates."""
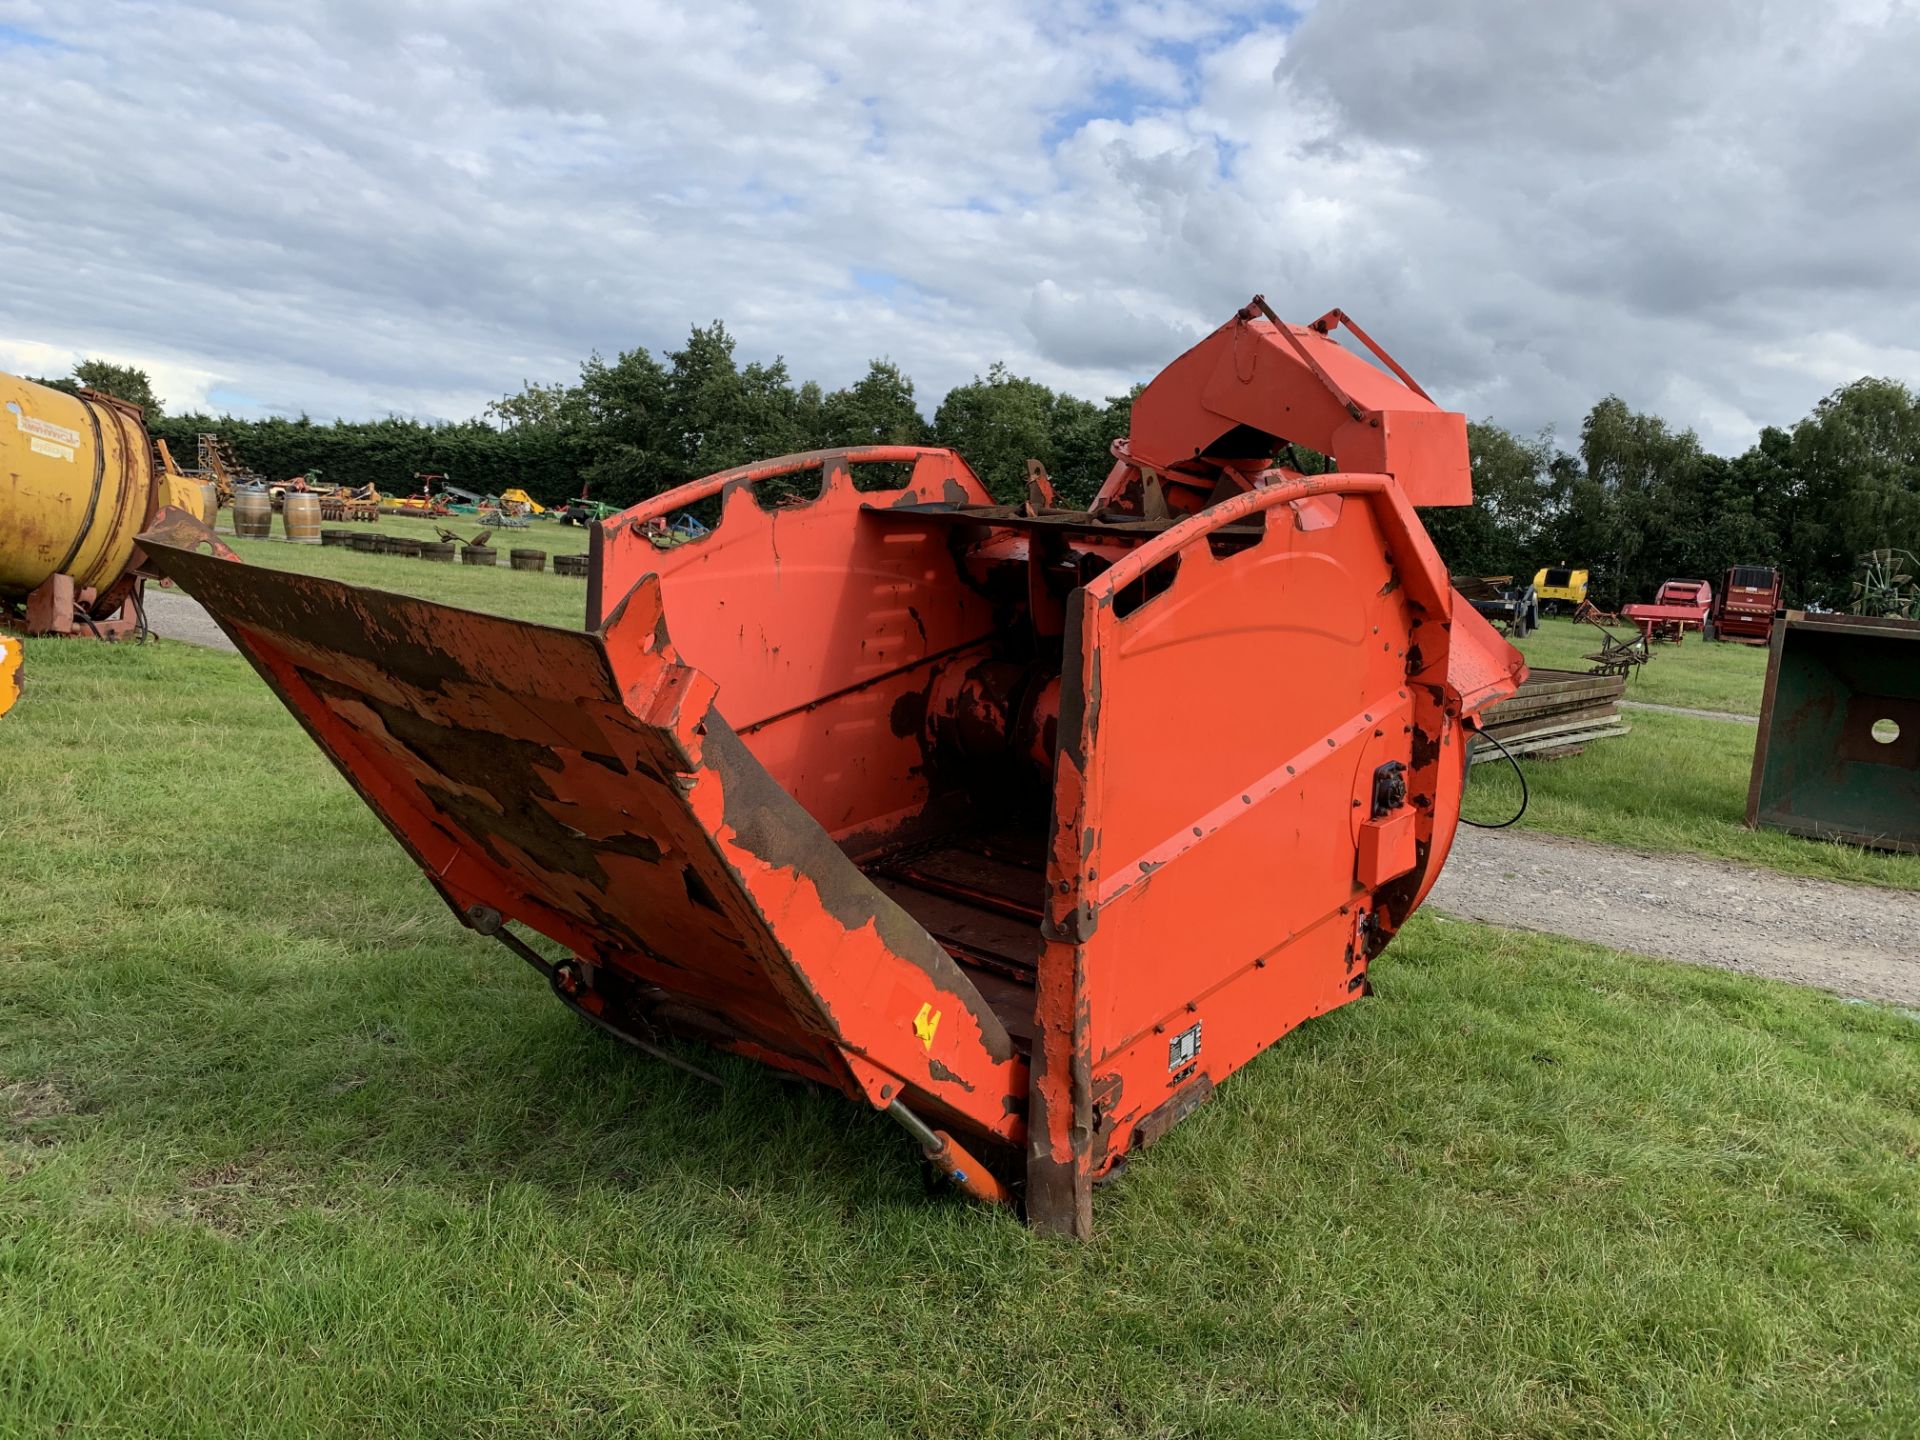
[{"left": 2, "top": 370, "right": 211, "bottom": 638}]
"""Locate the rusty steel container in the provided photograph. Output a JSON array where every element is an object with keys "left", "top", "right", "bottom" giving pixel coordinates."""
[
  {"left": 1748, "top": 611, "right": 1920, "bottom": 852},
  {"left": 461, "top": 545, "right": 497, "bottom": 566},
  {"left": 282, "top": 493, "right": 322, "bottom": 545},
  {"left": 509, "top": 548, "right": 546, "bottom": 572},
  {"left": 0, "top": 370, "right": 199, "bottom": 604},
  {"left": 232, "top": 491, "right": 272, "bottom": 539},
  {"left": 138, "top": 298, "right": 1528, "bottom": 1237}
]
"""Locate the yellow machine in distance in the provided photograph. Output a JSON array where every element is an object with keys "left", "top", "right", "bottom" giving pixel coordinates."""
[{"left": 1533, "top": 565, "right": 1590, "bottom": 612}]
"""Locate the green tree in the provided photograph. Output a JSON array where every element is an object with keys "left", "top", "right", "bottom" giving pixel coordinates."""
[
  {"left": 1047, "top": 388, "right": 1136, "bottom": 507},
  {"left": 32, "top": 359, "right": 163, "bottom": 415},
  {"left": 932, "top": 364, "right": 1063, "bottom": 502},
  {"left": 1556, "top": 396, "right": 1712, "bottom": 604},
  {"left": 819, "top": 360, "right": 928, "bottom": 448},
  {"left": 486, "top": 379, "right": 582, "bottom": 432},
  {"left": 1421, "top": 422, "right": 1561, "bottom": 577},
  {"left": 1777, "top": 377, "right": 1920, "bottom": 605},
  {"left": 575, "top": 345, "right": 673, "bottom": 505}
]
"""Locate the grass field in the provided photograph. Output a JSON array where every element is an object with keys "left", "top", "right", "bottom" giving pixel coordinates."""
[
  {"left": 4, "top": 640, "right": 1919, "bottom": 1437},
  {"left": 1513, "top": 616, "right": 1767, "bottom": 716},
  {"left": 208, "top": 510, "right": 594, "bottom": 630}
]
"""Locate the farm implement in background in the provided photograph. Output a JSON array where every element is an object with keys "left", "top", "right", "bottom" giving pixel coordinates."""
[
  {"left": 1712, "top": 566, "right": 1782, "bottom": 645},
  {"left": 1623, "top": 578, "right": 1714, "bottom": 644},
  {"left": 1453, "top": 574, "right": 1540, "bottom": 639},
  {"left": 136, "top": 299, "right": 1524, "bottom": 1236},
  {"left": 1532, "top": 564, "right": 1590, "bottom": 614},
  {"left": 1850, "top": 549, "right": 1917, "bottom": 621}
]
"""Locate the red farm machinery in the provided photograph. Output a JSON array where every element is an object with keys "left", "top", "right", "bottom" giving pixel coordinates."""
[
  {"left": 137, "top": 299, "right": 1524, "bottom": 1236},
  {"left": 1712, "top": 565, "right": 1782, "bottom": 645},
  {"left": 1623, "top": 578, "right": 1715, "bottom": 643}
]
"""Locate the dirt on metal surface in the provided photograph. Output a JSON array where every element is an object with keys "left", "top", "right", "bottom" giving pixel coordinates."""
[
  {"left": 138, "top": 300, "right": 1527, "bottom": 1236},
  {"left": 1429, "top": 827, "right": 1920, "bottom": 1007}
]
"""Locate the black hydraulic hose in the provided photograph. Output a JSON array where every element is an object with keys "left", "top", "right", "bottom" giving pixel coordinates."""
[{"left": 1460, "top": 725, "right": 1529, "bottom": 830}]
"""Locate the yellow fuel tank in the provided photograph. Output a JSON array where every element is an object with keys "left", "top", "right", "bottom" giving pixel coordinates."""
[{"left": 1, "top": 371, "right": 207, "bottom": 602}]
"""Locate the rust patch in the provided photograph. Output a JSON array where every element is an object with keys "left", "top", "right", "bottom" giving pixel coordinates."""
[
  {"left": 889, "top": 686, "right": 928, "bottom": 739},
  {"left": 928, "top": 1057, "right": 975, "bottom": 1091},
  {"left": 705, "top": 720, "right": 1014, "bottom": 1063}
]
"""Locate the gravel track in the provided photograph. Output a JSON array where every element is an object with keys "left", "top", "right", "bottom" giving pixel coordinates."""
[
  {"left": 1430, "top": 826, "right": 1920, "bottom": 1006},
  {"left": 141, "top": 588, "right": 237, "bottom": 652},
  {"left": 1617, "top": 699, "right": 1758, "bottom": 724}
]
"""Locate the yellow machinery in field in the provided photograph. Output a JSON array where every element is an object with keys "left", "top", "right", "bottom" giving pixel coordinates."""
[
  {"left": 1532, "top": 564, "right": 1590, "bottom": 613},
  {"left": 1, "top": 370, "right": 213, "bottom": 638},
  {"left": 0, "top": 633, "right": 20, "bottom": 716},
  {"left": 498, "top": 487, "right": 545, "bottom": 514}
]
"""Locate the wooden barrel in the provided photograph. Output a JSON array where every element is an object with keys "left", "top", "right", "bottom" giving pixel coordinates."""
[
  {"left": 461, "top": 546, "right": 497, "bottom": 566},
  {"left": 509, "top": 548, "right": 546, "bottom": 573},
  {"left": 282, "top": 493, "right": 322, "bottom": 544},
  {"left": 199, "top": 481, "right": 220, "bottom": 529},
  {"left": 232, "top": 490, "right": 272, "bottom": 538},
  {"left": 350, "top": 532, "right": 380, "bottom": 553},
  {"left": 553, "top": 553, "right": 588, "bottom": 578},
  {"left": 387, "top": 537, "right": 421, "bottom": 558},
  {"left": 321, "top": 528, "right": 353, "bottom": 546},
  {"left": 420, "top": 542, "right": 455, "bottom": 563}
]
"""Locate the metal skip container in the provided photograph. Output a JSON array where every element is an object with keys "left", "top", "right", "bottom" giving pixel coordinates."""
[
  {"left": 1747, "top": 611, "right": 1920, "bottom": 853},
  {"left": 136, "top": 300, "right": 1526, "bottom": 1236}
]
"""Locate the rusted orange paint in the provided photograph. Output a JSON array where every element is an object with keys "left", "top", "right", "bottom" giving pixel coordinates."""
[{"left": 138, "top": 301, "right": 1523, "bottom": 1236}]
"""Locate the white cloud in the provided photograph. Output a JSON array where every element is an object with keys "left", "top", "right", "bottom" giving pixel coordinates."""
[{"left": 0, "top": 0, "right": 1913, "bottom": 453}]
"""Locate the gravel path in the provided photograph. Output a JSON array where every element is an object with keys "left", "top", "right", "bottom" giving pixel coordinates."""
[
  {"left": 142, "top": 587, "right": 237, "bottom": 653},
  {"left": 1618, "top": 699, "right": 1757, "bottom": 724},
  {"left": 1429, "top": 827, "right": 1920, "bottom": 1006}
]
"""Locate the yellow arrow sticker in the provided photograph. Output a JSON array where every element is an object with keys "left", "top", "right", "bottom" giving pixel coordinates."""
[{"left": 913, "top": 1002, "right": 941, "bottom": 1051}]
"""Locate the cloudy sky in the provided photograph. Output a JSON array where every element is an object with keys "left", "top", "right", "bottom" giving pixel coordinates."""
[{"left": 1, "top": 0, "right": 1916, "bottom": 453}]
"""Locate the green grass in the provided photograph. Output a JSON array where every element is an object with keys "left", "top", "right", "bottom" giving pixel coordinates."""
[
  {"left": 1465, "top": 710, "right": 1920, "bottom": 891},
  {"left": 4, "top": 640, "right": 1920, "bottom": 1437},
  {"left": 207, "top": 510, "right": 594, "bottom": 629},
  {"left": 1513, "top": 616, "right": 1768, "bottom": 715}
]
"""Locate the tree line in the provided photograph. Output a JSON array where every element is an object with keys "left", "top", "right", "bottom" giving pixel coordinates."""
[{"left": 34, "top": 322, "right": 1920, "bottom": 608}]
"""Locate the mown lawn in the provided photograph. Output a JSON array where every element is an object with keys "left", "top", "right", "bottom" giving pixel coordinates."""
[
  {"left": 1464, "top": 708, "right": 1920, "bottom": 891},
  {"left": 1513, "top": 616, "right": 1767, "bottom": 716},
  {"left": 3, "top": 639, "right": 1918, "bottom": 1437},
  {"left": 207, "top": 509, "right": 594, "bottom": 630}
]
